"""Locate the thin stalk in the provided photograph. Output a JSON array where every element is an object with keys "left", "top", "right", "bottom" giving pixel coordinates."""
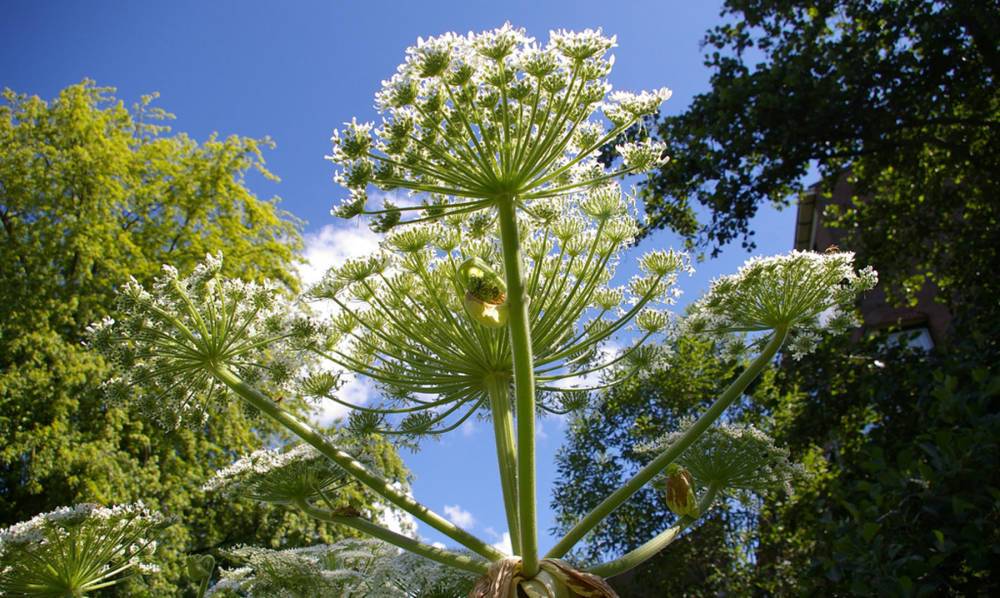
[
  {"left": 485, "top": 374, "right": 521, "bottom": 555},
  {"left": 295, "top": 499, "right": 488, "bottom": 575},
  {"left": 588, "top": 485, "right": 720, "bottom": 578},
  {"left": 545, "top": 328, "right": 788, "bottom": 559},
  {"left": 209, "top": 364, "right": 505, "bottom": 562},
  {"left": 495, "top": 196, "right": 540, "bottom": 576}
]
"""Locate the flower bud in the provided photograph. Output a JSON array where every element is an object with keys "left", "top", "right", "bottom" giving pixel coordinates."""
[
  {"left": 458, "top": 257, "right": 509, "bottom": 328},
  {"left": 665, "top": 464, "right": 699, "bottom": 518},
  {"left": 187, "top": 554, "right": 215, "bottom": 580}
]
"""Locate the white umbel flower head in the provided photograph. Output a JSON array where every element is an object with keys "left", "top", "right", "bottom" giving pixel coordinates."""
[
  {"left": 0, "top": 503, "right": 164, "bottom": 596},
  {"left": 685, "top": 250, "right": 877, "bottom": 356},
  {"left": 326, "top": 25, "right": 671, "bottom": 228},
  {"left": 306, "top": 183, "right": 689, "bottom": 434},
  {"left": 202, "top": 442, "right": 370, "bottom": 505},
  {"left": 206, "top": 539, "right": 477, "bottom": 597},
  {"left": 647, "top": 421, "right": 805, "bottom": 501},
  {"left": 90, "top": 253, "right": 327, "bottom": 427}
]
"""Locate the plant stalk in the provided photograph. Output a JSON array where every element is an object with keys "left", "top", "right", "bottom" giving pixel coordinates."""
[
  {"left": 545, "top": 328, "right": 788, "bottom": 559},
  {"left": 295, "top": 500, "right": 489, "bottom": 574},
  {"left": 588, "top": 484, "right": 720, "bottom": 578},
  {"left": 210, "top": 364, "right": 505, "bottom": 562},
  {"left": 485, "top": 374, "right": 521, "bottom": 555},
  {"left": 495, "top": 196, "right": 540, "bottom": 576}
]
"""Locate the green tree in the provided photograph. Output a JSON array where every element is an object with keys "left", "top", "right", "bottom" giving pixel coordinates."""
[
  {"left": 628, "top": 0, "right": 998, "bottom": 310},
  {"left": 0, "top": 81, "right": 408, "bottom": 595},
  {"left": 751, "top": 327, "right": 1000, "bottom": 595},
  {"left": 551, "top": 335, "right": 774, "bottom": 595}
]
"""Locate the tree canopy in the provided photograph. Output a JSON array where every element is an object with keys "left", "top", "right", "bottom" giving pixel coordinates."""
[
  {"left": 633, "top": 0, "right": 998, "bottom": 307},
  {"left": 0, "top": 81, "right": 407, "bottom": 594}
]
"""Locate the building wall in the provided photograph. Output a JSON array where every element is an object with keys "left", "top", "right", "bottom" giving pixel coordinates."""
[{"left": 793, "top": 177, "right": 952, "bottom": 346}]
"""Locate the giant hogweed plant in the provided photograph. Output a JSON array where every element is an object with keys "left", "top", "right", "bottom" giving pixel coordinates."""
[{"left": 1, "top": 25, "right": 876, "bottom": 597}]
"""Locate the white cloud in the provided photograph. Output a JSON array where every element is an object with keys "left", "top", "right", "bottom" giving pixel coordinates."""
[
  {"left": 431, "top": 541, "right": 446, "bottom": 550},
  {"left": 551, "top": 342, "right": 622, "bottom": 391},
  {"left": 461, "top": 421, "right": 477, "bottom": 438},
  {"left": 297, "top": 223, "right": 383, "bottom": 427},
  {"left": 297, "top": 222, "right": 382, "bottom": 288},
  {"left": 443, "top": 504, "right": 476, "bottom": 529},
  {"left": 371, "top": 189, "right": 419, "bottom": 209},
  {"left": 377, "top": 503, "right": 418, "bottom": 539},
  {"left": 485, "top": 528, "right": 513, "bottom": 556}
]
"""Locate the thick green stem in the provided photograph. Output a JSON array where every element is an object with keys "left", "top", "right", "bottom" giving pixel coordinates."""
[
  {"left": 496, "top": 196, "right": 540, "bottom": 576},
  {"left": 209, "top": 364, "right": 505, "bottom": 562},
  {"left": 545, "top": 328, "right": 788, "bottom": 559},
  {"left": 485, "top": 374, "right": 521, "bottom": 555},
  {"left": 588, "top": 485, "right": 720, "bottom": 578},
  {"left": 295, "top": 500, "right": 488, "bottom": 575}
]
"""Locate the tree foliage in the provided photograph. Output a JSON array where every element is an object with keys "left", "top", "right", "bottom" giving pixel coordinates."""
[
  {"left": 752, "top": 323, "right": 1000, "bottom": 595},
  {"left": 632, "top": 0, "right": 998, "bottom": 303},
  {"left": 0, "top": 81, "right": 407, "bottom": 595},
  {"left": 551, "top": 335, "right": 771, "bottom": 595},
  {"left": 555, "top": 325, "right": 1000, "bottom": 595}
]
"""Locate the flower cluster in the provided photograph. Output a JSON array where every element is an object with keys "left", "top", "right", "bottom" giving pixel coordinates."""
[
  {"left": 309, "top": 182, "right": 688, "bottom": 436},
  {"left": 647, "top": 421, "right": 805, "bottom": 501},
  {"left": 0, "top": 503, "right": 164, "bottom": 596},
  {"left": 202, "top": 441, "right": 371, "bottom": 506},
  {"left": 206, "top": 539, "right": 476, "bottom": 597},
  {"left": 327, "top": 23, "right": 671, "bottom": 225},
  {"left": 686, "top": 251, "right": 877, "bottom": 357},
  {"left": 90, "top": 254, "right": 327, "bottom": 427}
]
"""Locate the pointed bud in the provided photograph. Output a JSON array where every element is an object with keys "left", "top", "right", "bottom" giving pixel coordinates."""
[
  {"left": 665, "top": 464, "right": 699, "bottom": 518},
  {"left": 187, "top": 554, "right": 215, "bottom": 580},
  {"left": 458, "top": 257, "right": 509, "bottom": 328}
]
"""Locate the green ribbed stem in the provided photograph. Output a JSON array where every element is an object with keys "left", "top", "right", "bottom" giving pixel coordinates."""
[
  {"left": 496, "top": 196, "right": 540, "bottom": 576},
  {"left": 295, "top": 499, "right": 488, "bottom": 574},
  {"left": 588, "top": 484, "right": 720, "bottom": 578},
  {"left": 485, "top": 374, "right": 522, "bottom": 555},
  {"left": 546, "top": 328, "right": 788, "bottom": 559},
  {"left": 210, "top": 364, "right": 505, "bottom": 562}
]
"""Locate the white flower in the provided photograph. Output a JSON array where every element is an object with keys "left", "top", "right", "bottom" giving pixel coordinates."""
[
  {"left": 0, "top": 503, "right": 163, "bottom": 596},
  {"left": 202, "top": 441, "right": 372, "bottom": 505},
  {"left": 207, "top": 539, "right": 477, "bottom": 597},
  {"left": 644, "top": 421, "right": 806, "bottom": 500},
  {"left": 548, "top": 27, "right": 617, "bottom": 62},
  {"left": 325, "top": 25, "right": 669, "bottom": 226},
  {"left": 91, "top": 253, "right": 325, "bottom": 428},
  {"left": 616, "top": 140, "right": 669, "bottom": 172},
  {"left": 685, "top": 251, "right": 877, "bottom": 357},
  {"left": 608, "top": 87, "right": 672, "bottom": 117}
]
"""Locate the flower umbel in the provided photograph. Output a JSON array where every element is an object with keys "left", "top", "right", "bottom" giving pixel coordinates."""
[
  {"left": 0, "top": 503, "right": 164, "bottom": 596},
  {"left": 686, "top": 250, "right": 877, "bottom": 357},
  {"left": 648, "top": 420, "right": 805, "bottom": 500},
  {"left": 90, "top": 254, "right": 324, "bottom": 427},
  {"left": 202, "top": 441, "right": 371, "bottom": 506},
  {"left": 206, "top": 539, "right": 477, "bottom": 597},
  {"left": 309, "top": 184, "right": 686, "bottom": 436},
  {"left": 327, "top": 24, "right": 672, "bottom": 226}
]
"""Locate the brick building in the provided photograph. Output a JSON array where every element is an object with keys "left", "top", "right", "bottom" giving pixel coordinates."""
[{"left": 793, "top": 178, "right": 951, "bottom": 349}]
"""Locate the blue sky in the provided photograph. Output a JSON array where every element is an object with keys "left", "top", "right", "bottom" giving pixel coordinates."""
[{"left": 2, "top": 1, "right": 798, "bottom": 555}]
